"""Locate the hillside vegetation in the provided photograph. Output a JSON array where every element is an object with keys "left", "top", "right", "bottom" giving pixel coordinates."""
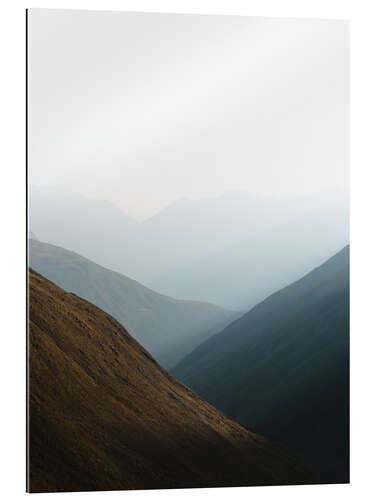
[{"left": 28, "top": 269, "right": 318, "bottom": 492}]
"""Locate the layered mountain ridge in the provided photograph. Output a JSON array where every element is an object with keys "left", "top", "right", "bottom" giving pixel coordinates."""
[
  {"left": 30, "top": 186, "right": 348, "bottom": 309},
  {"left": 29, "top": 239, "right": 237, "bottom": 368}
]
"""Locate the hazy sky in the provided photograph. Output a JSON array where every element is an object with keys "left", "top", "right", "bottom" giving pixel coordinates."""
[{"left": 28, "top": 9, "right": 349, "bottom": 220}]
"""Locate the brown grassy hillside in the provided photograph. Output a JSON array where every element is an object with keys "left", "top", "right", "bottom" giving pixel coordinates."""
[{"left": 28, "top": 269, "right": 318, "bottom": 493}]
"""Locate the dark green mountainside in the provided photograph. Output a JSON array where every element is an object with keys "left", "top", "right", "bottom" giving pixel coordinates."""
[
  {"left": 173, "top": 246, "right": 349, "bottom": 482},
  {"left": 29, "top": 239, "right": 237, "bottom": 368}
]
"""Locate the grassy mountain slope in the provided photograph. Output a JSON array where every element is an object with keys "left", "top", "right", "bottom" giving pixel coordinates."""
[
  {"left": 28, "top": 269, "right": 318, "bottom": 492},
  {"left": 173, "top": 247, "right": 349, "bottom": 482},
  {"left": 29, "top": 239, "right": 237, "bottom": 368}
]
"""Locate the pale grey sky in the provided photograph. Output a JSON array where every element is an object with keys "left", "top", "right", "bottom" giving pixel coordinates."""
[{"left": 28, "top": 9, "right": 349, "bottom": 220}]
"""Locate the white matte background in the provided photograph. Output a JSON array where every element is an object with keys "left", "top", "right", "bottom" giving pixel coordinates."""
[{"left": 1, "top": 1, "right": 374, "bottom": 499}]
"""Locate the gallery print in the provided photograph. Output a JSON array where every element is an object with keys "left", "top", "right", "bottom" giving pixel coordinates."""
[{"left": 27, "top": 9, "right": 349, "bottom": 493}]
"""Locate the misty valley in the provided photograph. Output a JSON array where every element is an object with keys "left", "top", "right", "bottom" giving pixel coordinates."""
[{"left": 28, "top": 186, "right": 349, "bottom": 491}]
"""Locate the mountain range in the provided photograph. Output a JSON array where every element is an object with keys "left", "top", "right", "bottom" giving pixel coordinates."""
[
  {"left": 149, "top": 199, "right": 349, "bottom": 309},
  {"left": 173, "top": 246, "right": 349, "bottom": 482},
  {"left": 29, "top": 238, "right": 237, "bottom": 368},
  {"left": 30, "top": 186, "right": 348, "bottom": 309},
  {"left": 28, "top": 185, "right": 350, "bottom": 485},
  {"left": 28, "top": 269, "right": 318, "bottom": 492}
]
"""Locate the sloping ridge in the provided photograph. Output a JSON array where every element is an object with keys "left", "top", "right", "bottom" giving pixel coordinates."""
[
  {"left": 29, "top": 239, "right": 238, "bottom": 368},
  {"left": 173, "top": 246, "right": 349, "bottom": 482},
  {"left": 28, "top": 269, "right": 318, "bottom": 493}
]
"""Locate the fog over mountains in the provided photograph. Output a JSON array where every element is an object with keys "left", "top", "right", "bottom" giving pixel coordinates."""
[
  {"left": 30, "top": 186, "right": 348, "bottom": 309},
  {"left": 29, "top": 186, "right": 138, "bottom": 277},
  {"left": 151, "top": 195, "right": 349, "bottom": 309},
  {"left": 29, "top": 239, "right": 237, "bottom": 368},
  {"left": 28, "top": 11, "right": 349, "bottom": 491}
]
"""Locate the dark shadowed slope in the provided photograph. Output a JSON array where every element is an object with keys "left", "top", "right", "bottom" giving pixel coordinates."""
[
  {"left": 29, "top": 239, "right": 238, "bottom": 368},
  {"left": 28, "top": 270, "right": 318, "bottom": 493},
  {"left": 173, "top": 247, "right": 349, "bottom": 483}
]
